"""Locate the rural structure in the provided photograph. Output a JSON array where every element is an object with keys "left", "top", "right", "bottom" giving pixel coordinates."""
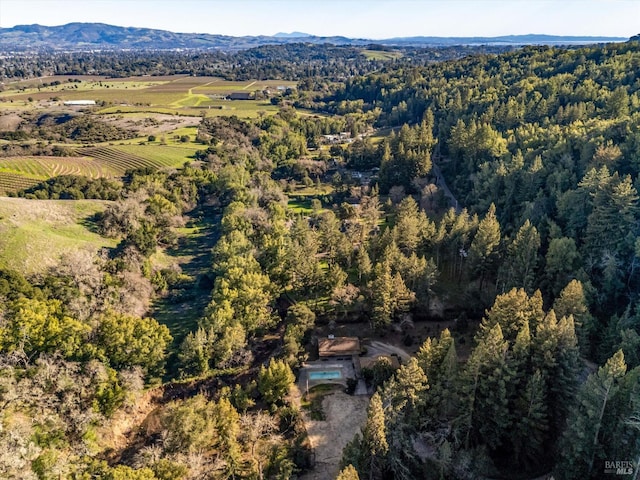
[
  {"left": 63, "top": 100, "right": 96, "bottom": 106},
  {"left": 228, "top": 91, "right": 253, "bottom": 100},
  {"left": 317, "top": 336, "right": 361, "bottom": 358}
]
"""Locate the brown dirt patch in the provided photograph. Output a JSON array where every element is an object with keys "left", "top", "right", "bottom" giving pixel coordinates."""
[
  {"left": 296, "top": 387, "right": 370, "bottom": 480},
  {"left": 99, "top": 112, "right": 200, "bottom": 135},
  {"left": 0, "top": 113, "right": 23, "bottom": 131},
  {"left": 98, "top": 388, "right": 163, "bottom": 459}
]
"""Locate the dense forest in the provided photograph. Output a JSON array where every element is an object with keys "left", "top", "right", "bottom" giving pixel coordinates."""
[
  {"left": 0, "top": 44, "right": 512, "bottom": 81},
  {"left": 0, "top": 38, "right": 639, "bottom": 480}
]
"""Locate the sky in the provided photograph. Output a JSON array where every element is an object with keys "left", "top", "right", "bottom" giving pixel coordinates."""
[{"left": 0, "top": 0, "right": 638, "bottom": 39}]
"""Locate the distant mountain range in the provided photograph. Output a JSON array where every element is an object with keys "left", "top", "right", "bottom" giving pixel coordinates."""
[
  {"left": 273, "top": 32, "right": 312, "bottom": 38},
  {"left": 0, "top": 23, "right": 629, "bottom": 51}
]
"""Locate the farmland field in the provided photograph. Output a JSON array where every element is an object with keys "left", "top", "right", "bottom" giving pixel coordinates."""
[
  {"left": 361, "top": 49, "right": 403, "bottom": 60},
  {"left": 110, "top": 144, "right": 197, "bottom": 167},
  {"left": 0, "top": 74, "right": 297, "bottom": 193},
  {"left": 0, "top": 197, "right": 116, "bottom": 274},
  {"left": 0, "top": 145, "right": 197, "bottom": 194},
  {"left": 0, "top": 172, "right": 41, "bottom": 194},
  {"left": 0, "top": 155, "right": 118, "bottom": 179},
  {"left": 80, "top": 146, "right": 185, "bottom": 172},
  {"left": 1, "top": 75, "right": 294, "bottom": 118},
  {"left": 0, "top": 155, "right": 121, "bottom": 194},
  {"left": 97, "top": 100, "right": 280, "bottom": 117}
]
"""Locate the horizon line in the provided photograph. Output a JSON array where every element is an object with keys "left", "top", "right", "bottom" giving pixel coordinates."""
[{"left": 0, "top": 22, "right": 632, "bottom": 41}]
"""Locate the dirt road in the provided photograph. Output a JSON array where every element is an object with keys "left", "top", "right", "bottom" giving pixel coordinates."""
[{"left": 431, "top": 160, "right": 462, "bottom": 213}]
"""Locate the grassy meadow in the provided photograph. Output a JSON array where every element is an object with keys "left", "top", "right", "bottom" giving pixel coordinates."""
[{"left": 0, "top": 197, "right": 116, "bottom": 274}]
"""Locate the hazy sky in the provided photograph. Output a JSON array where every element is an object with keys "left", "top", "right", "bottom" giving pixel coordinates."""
[{"left": 0, "top": 0, "right": 638, "bottom": 38}]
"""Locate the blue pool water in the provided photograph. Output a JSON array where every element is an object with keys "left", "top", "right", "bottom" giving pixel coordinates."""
[{"left": 309, "top": 370, "right": 342, "bottom": 380}]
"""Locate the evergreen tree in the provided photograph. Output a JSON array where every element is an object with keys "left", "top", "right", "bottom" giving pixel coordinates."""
[
  {"left": 337, "top": 464, "right": 361, "bottom": 480},
  {"left": 393, "top": 196, "right": 427, "bottom": 255},
  {"left": 553, "top": 280, "right": 594, "bottom": 356},
  {"left": 511, "top": 370, "right": 549, "bottom": 468},
  {"left": 382, "top": 358, "right": 429, "bottom": 427},
  {"left": 355, "top": 246, "right": 373, "bottom": 282},
  {"left": 529, "top": 309, "right": 581, "bottom": 444},
  {"left": 215, "top": 397, "right": 242, "bottom": 476},
  {"left": 258, "top": 358, "right": 295, "bottom": 406},
  {"left": 285, "top": 217, "right": 324, "bottom": 296},
  {"left": 361, "top": 393, "right": 389, "bottom": 480},
  {"left": 584, "top": 171, "right": 638, "bottom": 262},
  {"left": 500, "top": 220, "right": 540, "bottom": 293},
  {"left": 369, "top": 260, "right": 414, "bottom": 329},
  {"left": 601, "top": 365, "right": 640, "bottom": 477},
  {"left": 399, "top": 252, "right": 439, "bottom": 311},
  {"left": 550, "top": 314, "right": 581, "bottom": 434},
  {"left": 468, "top": 203, "right": 501, "bottom": 290},
  {"left": 379, "top": 360, "right": 428, "bottom": 480},
  {"left": 416, "top": 329, "right": 457, "bottom": 419},
  {"left": 506, "top": 321, "right": 532, "bottom": 413},
  {"left": 178, "top": 327, "right": 210, "bottom": 376},
  {"left": 204, "top": 254, "right": 276, "bottom": 335},
  {"left": 460, "top": 323, "right": 510, "bottom": 450},
  {"left": 478, "top": 288, "right": 545, "bottom": 344},
  {"left": 556, "top": 350, "right": 627, "bottom": 480},
  {"left": 544, "top": 237, "right": 582, "bottom": 297}
]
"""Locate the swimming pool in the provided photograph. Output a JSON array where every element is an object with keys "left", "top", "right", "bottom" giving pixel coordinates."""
[{"left": 308, "top": 370, "right": 342, "bottom": 380}]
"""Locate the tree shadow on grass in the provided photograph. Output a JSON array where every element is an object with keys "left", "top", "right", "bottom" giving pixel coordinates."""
[
  {"left": 151, "top": 205, "right": 221, "bottom": 365},
  {"left": 79, "top": 212, "right": 104, "bottom": 234}
]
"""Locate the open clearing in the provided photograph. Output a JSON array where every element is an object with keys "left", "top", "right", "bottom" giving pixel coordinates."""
[
  {"left": 0, "top": 197, "right": 116, "bottom": 274},
  {"left": 367, "top": 340, "right": 411, "bottom": 361},
  {"left": 151, "top": 211, "right": 221, "bottom": 347},
  {"left": 98, "top": 112, "right": 201, "bottom": 136},
  {"left": 296, "top": 387, "right": 370, "bottom": 480},
  {"left": 361, "top": 49, "right": 403, "bottom": 60}
]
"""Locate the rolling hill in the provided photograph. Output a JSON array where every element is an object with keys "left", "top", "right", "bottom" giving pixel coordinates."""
[
  {"left": 0, "top": 22, "right": 628, "bottom": 51},
  {"left": 0, "top": 197, "right": 116, "bottom": 274}
]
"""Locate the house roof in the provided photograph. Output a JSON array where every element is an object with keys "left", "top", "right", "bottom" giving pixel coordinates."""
[
  {"left": 63, "top": 100, "right": 96, "bottom": 105},
  {"left": 318, "top": 337, "right": 360, "bottom": 357},
  {"left": 229, "top": 92, "right": 252, "bottom": 99}
]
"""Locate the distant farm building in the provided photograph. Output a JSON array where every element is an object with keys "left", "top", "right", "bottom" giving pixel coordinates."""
[
  {"left": 63, "top": 100, "right": 96, "bottom": 106},
  {"left": 321, "top": 132, "right": 352, "bottom": 145},
  {"left": 318, "top": 336, "right": 361, "bottom": 358},
  {"left": 228, "top": 92, "right": 253, "bottom": 100}
]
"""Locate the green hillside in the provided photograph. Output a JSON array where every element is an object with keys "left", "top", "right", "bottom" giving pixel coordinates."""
[{"left": 0, "top": 197, "right": 116, "bottom": 274}]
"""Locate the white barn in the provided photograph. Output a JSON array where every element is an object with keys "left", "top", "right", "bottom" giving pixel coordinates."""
[{"left": 63, "top": 100, "right": 96, "bottom": 106}]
